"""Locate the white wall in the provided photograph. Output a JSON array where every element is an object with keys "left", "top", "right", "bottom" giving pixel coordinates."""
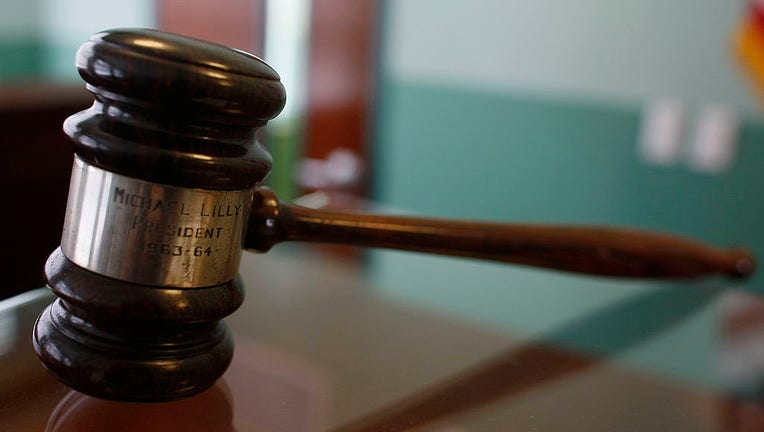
[
  {"left": 386, "top": 0, "right": 755, "bottom": 111},
  {"left": 0, "top": 0, "right": 41, "bottom": 38},
  {"left": 40, "top": 0, "right": 155, "bottom": 80}
]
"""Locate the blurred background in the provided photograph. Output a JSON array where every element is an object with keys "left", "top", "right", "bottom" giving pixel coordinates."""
[{"left": 3, "top": 0, "right": 764, "bottom": 387}]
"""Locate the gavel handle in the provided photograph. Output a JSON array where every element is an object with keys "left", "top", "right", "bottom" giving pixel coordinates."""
[{"left": 245, "top": 188, "right": 755, "bottom": 279}]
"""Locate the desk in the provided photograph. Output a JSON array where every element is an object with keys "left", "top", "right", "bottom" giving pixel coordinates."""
[{"left": 1, "top": 246, "right": 763, "bottom": 431}]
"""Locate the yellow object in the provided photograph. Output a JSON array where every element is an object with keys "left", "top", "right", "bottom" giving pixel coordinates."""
[{"left": 735, "top": 15, "right": 764, "bottom": 103}]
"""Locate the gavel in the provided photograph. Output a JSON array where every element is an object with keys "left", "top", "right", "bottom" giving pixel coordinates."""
[{"left": 32, "top": 29, "right": 755, "bottom": 402}]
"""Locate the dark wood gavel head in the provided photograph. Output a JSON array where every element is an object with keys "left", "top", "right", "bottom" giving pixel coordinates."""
[{"left": 33, "top": 29, "right": 285, "bottom": 401}]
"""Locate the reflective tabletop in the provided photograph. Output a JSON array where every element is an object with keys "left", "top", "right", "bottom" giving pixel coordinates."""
[{"left": 2, "top": 246, "right": 764, "bottom": 431}]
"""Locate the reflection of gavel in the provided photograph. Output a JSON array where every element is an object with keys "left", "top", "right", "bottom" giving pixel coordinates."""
[{"left": 33, "top": 29, "right": 755, "bottom": 402}]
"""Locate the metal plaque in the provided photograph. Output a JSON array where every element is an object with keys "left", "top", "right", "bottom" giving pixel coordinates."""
[{"left": 61, "top": 157, "right": 254, "bottom": 287}]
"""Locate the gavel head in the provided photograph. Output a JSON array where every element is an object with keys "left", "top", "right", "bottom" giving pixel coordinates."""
[{"left": 33, "top": 29, "right": 286, "bottom": 401}]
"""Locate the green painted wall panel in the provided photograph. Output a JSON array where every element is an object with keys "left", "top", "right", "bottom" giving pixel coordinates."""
[
  {"left": 0, "top": 39, "right": 45, "bottom": 80},
  {"left": 373, "top": 80, "right": 764, "bottom": 289},
  {"left": 369, "top": 79, "right": 764, "bottom": 386}
]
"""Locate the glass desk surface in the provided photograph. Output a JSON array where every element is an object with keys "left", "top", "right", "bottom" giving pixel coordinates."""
[{"left": 2, "top": 246, "right": 763, "bottom": 431}]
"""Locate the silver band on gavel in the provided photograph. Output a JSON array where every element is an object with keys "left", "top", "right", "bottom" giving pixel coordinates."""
[{"left": 60, "top": 157, "right": 254, "bottom": 287}]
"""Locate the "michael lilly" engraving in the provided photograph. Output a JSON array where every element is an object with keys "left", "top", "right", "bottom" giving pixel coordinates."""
[{"left": 112, "top": 187, "right": 245, "bottom": 218}]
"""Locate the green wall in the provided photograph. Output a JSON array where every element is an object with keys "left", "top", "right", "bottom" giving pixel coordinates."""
[
  {"left": 0, "top": 0, "right": 43, "bottom": 80},
  {"left": 0, "top": 39, "right": 45, "bottom": 80},
  {"left": 369, "top": 79, "right": 763, "bottom": 386},
  {"left": 373, "top": 80, "right": 764, "bottom": 277},
  {"left": 0, "top": 0, "right": 154, "bottom": 83}
]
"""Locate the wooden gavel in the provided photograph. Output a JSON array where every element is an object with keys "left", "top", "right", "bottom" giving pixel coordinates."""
[{"left": 33, "top": 29, "right": 755, "bottom": 402}]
